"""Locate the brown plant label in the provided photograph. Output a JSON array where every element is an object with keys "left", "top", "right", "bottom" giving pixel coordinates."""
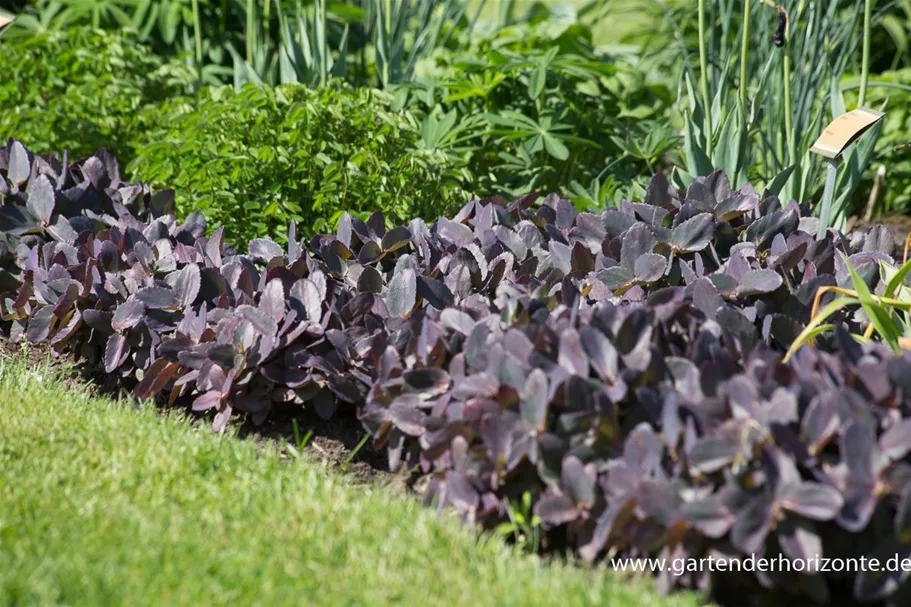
[
  {"left": 810, "top": 107, "right": 885, "bottom": 159},
  {"left": 0, "top": 13, "right": 15, "bottom": 34}
]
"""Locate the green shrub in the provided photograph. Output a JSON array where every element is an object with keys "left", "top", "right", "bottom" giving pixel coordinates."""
[
  {"left": 0, "top": 26, "right": 192, "bottom": 162},
  {"left": 128, "top": 83, "right": 470, "bottom": 243},
  {"left": 392, "top": 15, "right": 678, "bottom": 208}
]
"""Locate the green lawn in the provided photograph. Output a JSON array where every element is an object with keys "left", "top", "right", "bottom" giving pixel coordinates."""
[{"left": 0, "top": 355, "right": 702, "bottom": 607}]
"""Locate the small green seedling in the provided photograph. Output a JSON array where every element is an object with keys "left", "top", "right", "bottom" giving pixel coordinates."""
[{"left": 495, "top": 491, "right": 542, "bottom": 554}]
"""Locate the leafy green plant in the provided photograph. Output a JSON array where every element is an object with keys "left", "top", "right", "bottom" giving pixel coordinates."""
[
  {"left": 286, "top": 419, "right": 315, "bottom": 459},
  {"left": 0, "top": 26, "right": 194, "bottom": 162},
  {"left": 128, "top": 83, "right": 470, "bottom": 243},
  {"left": 367, "top": 0, "right": 482, "bottom": 87},
  {"left": 230, "top": 0, "right": 351, "bottom": 88},
  {"left": 872, "top": 0, "right": 911, "bottom": 69},
  {"left": 12, "top": 0, "right": 482, "bottom": 89},
  {"left": 11, "top": 0, "right": 220, "bottom": 79},
  {"left": 495, "top": 492, "right": 542, "bottom": 554},
  {"left": 390, "top": 15, "right": 677, "bottom": 204},
  {"left": 672, "top": 0, "right": 893, "bottom": 233},
  {"left": 785, "top": 242, "right": 911, "bottom": 361}
]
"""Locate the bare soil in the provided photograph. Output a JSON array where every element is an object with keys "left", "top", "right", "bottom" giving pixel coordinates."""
[{"left": 848, "top": 213, "right": 911, "bottom": 256}]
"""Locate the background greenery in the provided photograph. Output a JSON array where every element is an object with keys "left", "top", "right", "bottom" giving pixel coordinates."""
[
  {"left": 129, "top": 83, "right": 471, "bottom": 242},
  {"left": 0, "top": 26, "right": 193, "bottom": 162},
  {"left": 1, "top": 0, "right": 909, "bottom": 236}
]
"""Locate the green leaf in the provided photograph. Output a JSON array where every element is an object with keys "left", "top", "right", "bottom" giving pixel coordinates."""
[
  {"left": 712, "top": 104, "right": 741, "bottom": 180},
  {"left": 883, "top": 258, "right": 911, "bottom": 301},
  {"left": 684, "top": 113, "right": 713, "bottom": 177},
  {"left": 842, "top": 252, "right": 901, "bottom": 352},
  {"left": 765, "top": 165, "right": 796, "bottom": 198},
  {"left": 672, "top": 166, "right": 697, "bottom": 189},
  {"left": 784, "top": 297, "right": 859, "bottom": 362},
  {"left": 542, "top": 134, "right": 569, "bottom": 160}
]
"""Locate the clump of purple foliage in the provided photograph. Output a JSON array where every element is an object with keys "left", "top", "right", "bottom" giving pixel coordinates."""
[{"left": 4, "top": 138, "right": 911, "bottom": 604}]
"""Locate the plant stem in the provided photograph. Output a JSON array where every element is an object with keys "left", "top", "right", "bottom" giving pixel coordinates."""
[
  {"left": 191, "top": 0, "right": 203, "bottom": 66},
  {"left": 246, "top": 0, "right": 255, "bottom": 63},
  {"left": 859, "top": 0, "right": 874, "bottom": 106},
  {"left": 782, "top": 9, "right": 795, "bottom": 199},
  {"left": 739, "top": 0, "right": 751, "bottom": 113},
  {"left": 698, "top": 0, "right": 714, "bottom": 158},
  {"left": 817, "top": 157, "right": 839, "bottom": 239}
]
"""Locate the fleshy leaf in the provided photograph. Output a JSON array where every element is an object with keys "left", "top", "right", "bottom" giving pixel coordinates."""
[
  {"left": 387, "top": 267, "right": 417, "bottom": 318},
  {"left": 27, "top": 175, "right": 55, "bottom": 224},
  {"left": 670, "top": 213, "right": 715, "bottom": 252}
]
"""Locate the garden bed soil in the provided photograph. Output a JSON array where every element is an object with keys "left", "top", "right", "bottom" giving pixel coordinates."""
[{"left": 848, "top": 213, "right": 911, "bottom": 254}]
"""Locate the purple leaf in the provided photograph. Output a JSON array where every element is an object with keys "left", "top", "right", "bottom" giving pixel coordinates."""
[
  {"left": 681, "top": 497, "right": 735, "bottom": 538},
  {"left": 357, "top": 265, "right": 383, "bottom": 294},
  {"left": 731, "top": 492, "right": 776, "bottom": 555},
  {"left": 104, "top": 333, "right": 128, "bottom": 373},
  {"left": 337, "top": 212, "right": 352, "bottom": 247},
  {"left": 778, "top": 482, "right": 843, "bottom": 520},
  {"left": 562, "top": 456, "right": 595, "bottom": 507},
  {"left": 313, "top": 389, "right": 338, "bottom": 421},
  {"left": 381, "top": 226, "right": 412, "bottom": 252},
  {"left": 777, "top": 518, "right": 823, "bottom": 568},
  {"left": 26, "top": 306, "right": 54, "bottom": 343},
  {"left": 389, "top": 395, "right": 427, "bottom": 436},
  {"left": 620, "top": 223, "right": 656, "bottom": 270},
  {"left": 521, "top": 369, "right": 549, "bottom": 431},
  {"left": 688, "top": 433, "right": 740, "bottom": 474},
  {"left": 558, "top": 329, "right": 588, "bottom": 377},
  {"left": 193, "top": 390, "right": 223, "bottom": 412},
  {"left": 249, "top": 238, "right": 283, "bottom": 262},
  {"left": 111, "top": 299, "right": 146, "bottom": 332},
  {"left": 440, "top": 308, "right": 475, "bottom": 335},
  {"left": 357, "top": 241, "right": 383, "bottom": 264},
  {"left": 403, "top": 368, "right": 450, "bottom": 397},
  {"left": 174, "top": 264, "right": 201, "bottom": 307},
  {"left": 291, "top": 278, "right": 322, "bottom": 323},
  {"left": 737, "top": 269, "right": 783, "bottom": 297},
  {"left": 880, "top": 419, "right": 911, "bottom": 462},
  {"left": 8, "top": 141, "right": 30, "bottom": 184},
  {"left": 27, "top": 175, "right": 55, "bottom": 224},
  {"left": 212, "top": 404, "right": 233, "bottom": 433},
  {"left": 633, "top": 253, "right": 666, "bottom": 282},
  {"left": 670, "top": 213, "right": 714, "bottom": 252},
  {"left": 136, "top": 287, "right": 179, "bottom": 310},
  {"left": 534, "top": 494, "right": 579, "bottom": 525},
  {"left": 237, "top": 304, "right": 278, "bottom": 335},
  {"left": 386, "top": 267, "right": 417, "bottom": 318},
  {"left": 579, "top": 326, "right": 619, "bottom": 383},
  {"left": 259, "top": 278, "right": 285, "bottom": 323}
]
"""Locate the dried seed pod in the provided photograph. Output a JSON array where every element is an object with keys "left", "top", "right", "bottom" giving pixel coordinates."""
[{"left": 772, "top": 6, "right": 788, "bottom": 47}]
